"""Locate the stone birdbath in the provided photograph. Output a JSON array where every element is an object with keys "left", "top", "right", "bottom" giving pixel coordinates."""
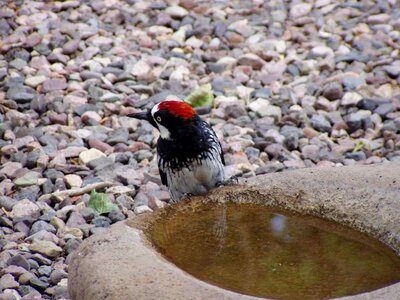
[{"left": 68, "top": 161, "right": 400, "bottom": 300}]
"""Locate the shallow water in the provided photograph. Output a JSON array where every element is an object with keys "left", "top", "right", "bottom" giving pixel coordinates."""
[{"left": 149, "top": 202, "right": 400, "bottom": 300}]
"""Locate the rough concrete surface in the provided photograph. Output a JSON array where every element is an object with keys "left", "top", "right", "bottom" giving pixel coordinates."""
[{"left": 68, "top": 162, "right": 400, "bottom": 300}]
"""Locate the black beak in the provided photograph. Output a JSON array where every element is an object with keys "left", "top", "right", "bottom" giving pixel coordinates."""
[
  {"left": 127, "top": 110, "right": 157, "bottom": 128},
  {"left": 127, "top": 111, "right": 151, "bottom": 121}
]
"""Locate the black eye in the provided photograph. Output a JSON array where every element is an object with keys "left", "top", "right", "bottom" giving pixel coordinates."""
[{"left": 156, "top": 116, "right": 162, "bottom": 122}]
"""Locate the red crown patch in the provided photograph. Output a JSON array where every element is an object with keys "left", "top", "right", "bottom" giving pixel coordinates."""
[{"left": 158, "top": 101, "right": 196, "bottom": 119}]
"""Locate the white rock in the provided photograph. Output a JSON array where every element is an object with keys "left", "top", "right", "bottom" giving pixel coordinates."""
[
  {"left": 185, "top": 36, "right": 203, "bottom": 48},
  {"left": 165, "top": 5, "right": 188, "bottom": 19},
  {"left": 134, "top": 205, "right": 153, "bottom": 214},
  {"left": 79, "top": 148, "right": 106, "bottom": 165},
  {"left": 259, "top": 105, "right": 282, "bottom": 120},
  {"left": 248, "top": 98, "right": 270, "bottom": 113},
  {"left": 131, "top": 60, "right": 151, "bottom": 79},
  {"left": 216, "top": 56, "right": 237, "bottom": 69},
  {"left": 290, "top": 3, "right": 312, "bottom": 19},
  {"left": 341, "top": 92, "right": 363, "bottom": 106},
  {"left": 24, "top": 75, "right": 47, "bottom": 88},
  {"left": 64, "top": 174, "right": 83, "bottom": 188}
]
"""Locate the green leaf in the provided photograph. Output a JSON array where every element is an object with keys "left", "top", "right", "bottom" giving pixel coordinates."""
[
  {"left": 353, "top": 141, "right": 364, "bottom": 152},
  {"left": 184, "top": 84, "right": 214, "bottom": 107},
  {"left": 88, "top": 190, "right": 117, "bottom": 215}
]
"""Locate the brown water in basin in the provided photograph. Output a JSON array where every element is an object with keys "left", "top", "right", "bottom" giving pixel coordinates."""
[{"left": 149, "top": 202, "right": 400, "bottom": 300}]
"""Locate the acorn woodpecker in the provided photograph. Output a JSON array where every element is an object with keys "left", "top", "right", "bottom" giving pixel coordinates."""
[{"left": 129, "top": 100, "right": 226, "bottom": 202}]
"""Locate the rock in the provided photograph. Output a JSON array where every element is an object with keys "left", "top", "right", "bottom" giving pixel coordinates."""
[
  {"left": 134, "top": 205, "right": 153, "bottom": 214},
  {"left": 65, "top": 238, "right": 82, "bottom": 255},
  {"left": 0, "top": 274, "right": 19, "bottom": 289},
  {"left": 367, "top": 13, "right": 390, "bottom": 24},
  {"left": 310, "top": 115, "right": 332, "bottom": 133},
  {"left": 302, "top": 145, "right": 320, "bottom": 161},
  {"left": 383, "top": 65, "right": 400, "bottom": 78},
  {"left": 248, "top": 98, "right": 270, "bottom": 113},
  {"left": 50, "top": 269, "right": 68, "bottom": 285},
  {"left": 341, "top": 92, "right": 363, "bottom": 107},
  {"left": 18, "top": 272, "right": 34, "bottom": 285},
  {"left": 108, "top": 208, "right": 126, "bottom": 222},
  {"left": 10, "top": 199, "right": 40, "bottom": 223},
  {"left": 237, "top": 54, "right": 265, "bottom": 70},
  {"left": 30, "top": 220, "right": 57, "bottom": 235},
  {"left": 64, "top": 174, "right": 83, "bottom": 188},
  {"left": 79, "top": 148, "right": 106, "bottom": 165},
  {"left": 255, "top": 162, "right": 285, "bottom": 174},
  {"left": 80, "top": 207, "right": 96, "bottom": 222},
  {"left": 309, "top": 46, "right": 334, "bottom": 58},
  {"left": 148, "top": 196, "right": 166, "bottom": 211},
  {"left": 92, "top": 216, "right": 111, "bottom": 228},
  {"left": 29, "top": 241, "right": 63, "bottom": 258},
  {"left": 165, "top": 5, "right": 188, "bottom": 19},
  {"left": 374, "top": 103, "right": 393, "bottom": 117},
  {"left": 14, "top": 171, "right": 39, "bottom": 187},
  {"left": 42, "top": 79, "right": 68, "bottom": 93},
  {"left": 29, "top": 276, "right": 49, "bottom": 290},
  {"left": 63, "top": 39, "right": 80, "bottom": 54},
  {"left": 66, "top": 212, "right": 87, "bottom": 228},
  {"left": 0, "top": 196, "right": 17, "bottom": 211},
  {"left": 130, "top": 59, "right": 151, "bottom": 79},
  {"left": 7, "top": 254, "right": 30, "bottom": 271},
  {"left": 322, "top": 82, "right": 343, "bottom": 101},
  {"left": 290, "top": 3, "right": 312, "bottom": 19},
  {"left": 345, "top": 151, "right": 367, "bottom": 161}
]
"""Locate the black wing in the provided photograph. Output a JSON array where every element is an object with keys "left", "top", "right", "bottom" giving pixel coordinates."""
[{"left": 159, "top": 165, "right": 168, "bottom": 187}]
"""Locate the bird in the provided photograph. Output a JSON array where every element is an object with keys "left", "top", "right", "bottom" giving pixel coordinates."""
[{"left": 128, "top": 99, "right": 226, "bottom": 203}]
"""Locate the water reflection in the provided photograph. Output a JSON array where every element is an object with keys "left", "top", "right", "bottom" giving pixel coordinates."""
[
  {"left": 151, "top": 203, "right": 400, "bottom": 300},
  {"left": 270, "top": 214, "right": 287, "bottom": 236}
]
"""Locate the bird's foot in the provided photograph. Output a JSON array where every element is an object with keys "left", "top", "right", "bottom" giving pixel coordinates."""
[
  {"left": 182, "top": 192, "right": 194, "bottom": 199},
  {"left": 217, "top": 175, "right": 239, "bottom": 187}
]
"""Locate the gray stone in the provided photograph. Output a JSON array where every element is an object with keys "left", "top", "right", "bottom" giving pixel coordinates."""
[
  {"left": 302, "top": 145, "right": 320, "bottom": 161},
  {"left": 374, "top": 103, "right": 393, "bottom": 117},
  {"left": 80, "top": 207, "right": 96, "bottom": 222},
  {"left": 14, "top": 172, "right": 39, "bottom": 187},
  {"left": 7, "top": 254, "right": 30, "bottom": 271},
  {"left": 65, "top": 238, "right": 82, "bottom": 255},
  {"left": 50, "top": 269, "right": 68, "bottom": 285},
  {"left": 345, "top": 151, "right": 367, "bottom": 161},
  {"left": 42, "top": 79, "right": 68, "bottom": 93},
  {"left": 92, "top": 216, "right": 111, "bottom": 228},
  {"left": 290, "top": 3, "right": 312, "bottom": 19},
  {"left": 63, "top": 39, "right": 80, "bottom": 54},
  {"left": 38, "top": 265, "right": 52, "bottom": 277},
  {"left": 29, "top": 276, "right": 49, "bottom": 290},
  {"left": 30, "top": 220, "right": 56, "bottom": 235},
  {"left": 310, "top": 115, "right": 332, "bottom": 133},
  {"left": 108, "top": 208, "right": 126, "bottom": 222},
  {"left": 66, "top": 212, "right": 87, "bottom": 228},
  {"left": 0, "top": 196, "right": 17, "bottom": 211}
]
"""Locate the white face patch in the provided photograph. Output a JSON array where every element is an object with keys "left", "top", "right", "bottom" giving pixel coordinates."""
[
  {"left": 151, "top": 102, "right": 173, "bottom": 140},
  {"left": 158, "top": 124, "right": 171, "bottom": 139}
]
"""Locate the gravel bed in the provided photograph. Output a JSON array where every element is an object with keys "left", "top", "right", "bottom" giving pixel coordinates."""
[{"left": 0, "top": 0, "right": 399, "bottom": 299}]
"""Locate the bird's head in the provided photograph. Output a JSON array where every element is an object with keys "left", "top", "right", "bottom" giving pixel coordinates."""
[{"left": 128, "top": 100, "right": 198, "bottom": 140}]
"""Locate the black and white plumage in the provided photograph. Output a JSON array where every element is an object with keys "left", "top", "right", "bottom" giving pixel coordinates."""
[{"left": 129, "top": 100, "right": 225, "bottom": 202}]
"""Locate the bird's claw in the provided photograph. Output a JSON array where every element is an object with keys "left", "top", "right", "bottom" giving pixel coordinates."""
[
  {"left": 182, "top": 192, "right": 194, "bottom": 199},
  {"left": 217, "top": 175, "right": 239, "bottom": 187}
]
